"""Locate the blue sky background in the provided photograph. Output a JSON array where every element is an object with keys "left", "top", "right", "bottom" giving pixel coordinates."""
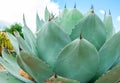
[
  {"left": 0, "top": 0, "right": 119, "bottom": 32},
  {"left": 52, "top": 0, "right": 120, "bottom": 32}
]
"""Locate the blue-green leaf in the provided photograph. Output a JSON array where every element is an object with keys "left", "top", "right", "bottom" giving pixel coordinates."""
[
  {"left": 36, "top": 13, "right": 44, "bottom": 32},
  {"left": 0, "top": 71, "right": 24, "bottom": 83},
  {"left": 54, "top": 38, "right": 99, "bottom": 83},
  {"left": 17, "top": 51, "right": 54, "bottom": 83},
  {"left": 94, "top": 31, "right": 120, "bottom": 80},
  {"left": 7, "top": 33, "right": 19, "bottom": 55},
  {"left": 95, "top": 64, "right": 120, "bottom": 83},
  {"left": 0, "top": 57, "right": 34, "bottom": 83},
  {"left": 70, "top": 12, "right": 106, "bottom": 50},
  {"left": 44, "top": 7, "right": 50, "bottom": 21},
  {"left": 36, "top": 21, "right": 71, "bottom": 67},
  {"left": 22, "top": 15, "right": 37, "bottom": 56},
  {"left": 15, "top": 36, "right": 32, "bottom": 55},
  {"left": 104, "top": 12, "right": 114, "bottom": 39},
  {"left": 60, "top": 8, "right": 83, "bottom": 35},
  {"left": 57, "top": 8, "right": 68, "bottom": 23},
  {"left": 2, "top": 48, "right": 20, "bottom": 70}
]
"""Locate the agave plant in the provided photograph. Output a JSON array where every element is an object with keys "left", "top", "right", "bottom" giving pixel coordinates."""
[{"left": 0, "top": 5, "right": 120, "bottom": 83}]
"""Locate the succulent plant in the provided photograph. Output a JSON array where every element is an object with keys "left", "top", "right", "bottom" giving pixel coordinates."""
[
  {"left": 103, "top": 10, "right": 114, "bottom": 39},
  {"left": 0, "top": 5, "right": 120, "bottom": 83},
  {"left": 59, "top": 4, "right": 83, "bottom": 35},
  {"left": 70, "top": 8, "right": 106, "bottom": 50}
]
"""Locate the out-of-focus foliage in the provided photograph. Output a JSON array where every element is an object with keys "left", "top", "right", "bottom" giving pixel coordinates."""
[{"left": 3, "top": 23, "right": 24, "bottom": 38}]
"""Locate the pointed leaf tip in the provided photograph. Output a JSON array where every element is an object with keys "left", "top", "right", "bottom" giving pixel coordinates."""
[
  {"left": 64, "top": 3, "right": 66, "bottom": 8},
  {"left": 109, "top": 9, "right": 111, "bottom": 15},
  {"left": 90, "top": 5, "right": 94, "bottom": 13},
  {"left": 48, "top": 14, "right": 55, "bottom": 21},
  {"left": 54, "top": 74, "right": 58, "bottom": 78},
  {"left": 45, "top": 6, "right": 50, "bottom": 21},
  {"left": 48, "top": 15, "right": 52, "bottom": 21},
  {"left": 91, "top": 4, "right": 94, "bottom": 9},
  {"left": 80, "top": 34, "right": 82, "bottom": 39},
  {"left": 23, "top": 14, "right": 27, "bottom": 26},
  {"left": 91, "top": 10, "right": 94, "bottom": 13},
  {"left": 74, "top": 3, "right": 76, "bottom": 8},
  {"left": 48, "top": 17, "right": 51, "bottom": 21},
  {"left": 36, "top": 12, "right": 38, "bottom": 16}
]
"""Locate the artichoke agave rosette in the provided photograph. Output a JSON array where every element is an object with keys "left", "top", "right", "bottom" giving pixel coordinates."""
[{"left": 0, "top": 5, "right": 120, "bottom": 83}]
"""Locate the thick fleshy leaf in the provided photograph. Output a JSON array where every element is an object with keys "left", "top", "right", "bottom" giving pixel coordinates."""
[
  {"left": 2, "top": 48, "right": 20, "bottom": 70},
  {"left": 58, "top": 8, "right": 68, "bottom": 23},
  {"left": 14, "top": 31, "right": 36, "bottom": 57},
  {"left": 36, "top": 13, "right": 44, "bottom": 32},
  {"left": 95, "top": 64, "right": 120, "bottom": 83},
  {"left": 22, "top": 15, "right": 37, "bottom": 56},
  {"left": 7, "top": 32, "right": 19, "bottom": 55},
  {"left": 17, "top": 51, "right": 54, "bottom": 83},
  {"left": 70, "top": 11, "right": 106, "bottom": 50},
  {"left": 112, "top": 57, "right": 120, "bottom": 68},
  {"left": 60, "top": 8, "right": 68, "bottom": 19},
  {"left": 36, "top": 21, "right": 71, "bottom": 67},
  {"left": 44, "top": 7, "right": 50, "bottom": 21},
  {"left": 54, "top": 8, "right": 68, "bottom": 25},
  {"left": 94, "top": 31, "right": 120, "bottom": 80},
  {"left": 104, "top": 12, "right": 114, "bottom": 39},
  {"left": 84, "top": 5, "right": 94, "bottom": 16},
  {"left": 0, "top": 71, "right": 24, "bottom": 83},
  {"left": 0, "top": 57, "right": 34, "bottom": 83},
  {"left": 15, "top": 35, "right": 33, "bottom": 55},
  {"left": 54, "top": 38, "right": 99, "bottom": 83},
  {"left": 60, "top": 8, "right": 83, "bottom": 34}
]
